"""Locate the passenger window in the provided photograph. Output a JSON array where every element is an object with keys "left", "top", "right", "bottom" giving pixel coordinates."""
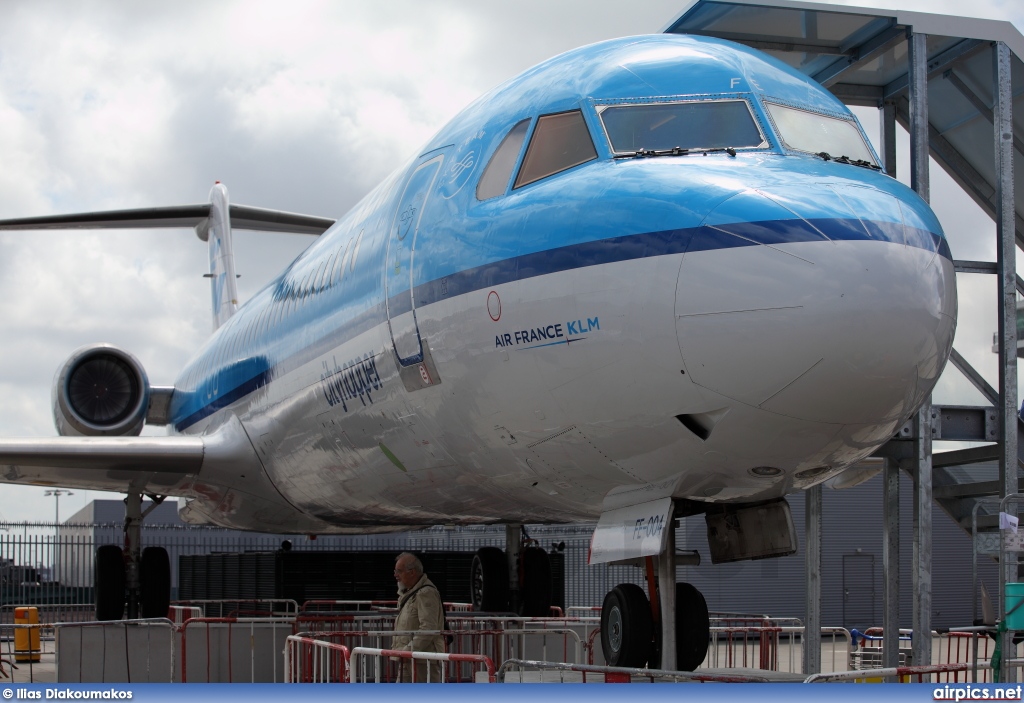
[
  {"left": 514, "top": 110, "right": 597, "bottom": 189},
  {"left": 477, "top": 119, "right": 530, "bottom": 200}
]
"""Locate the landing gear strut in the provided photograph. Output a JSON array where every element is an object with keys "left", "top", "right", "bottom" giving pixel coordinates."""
[
  {"left": 469, "top": 524, "right": 554, "bottom": 615},
  {"left": 93, "top": 493, "right": 171, "bottom": 620}
]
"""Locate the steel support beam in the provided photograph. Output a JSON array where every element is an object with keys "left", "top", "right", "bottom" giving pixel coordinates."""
[
  {"left": 813, "top": 24, "right": 904, "bottom": 87},
  {"left": 909, "top": 32, "right": 930, "bottom": 201},
  {"left": 912, "top": 414, "right": 934, "bottom": 668},
  {"left": 944, "top": 70, "right": 1024, "bottom": 159},
  {"left": 506, "top": 524, "right": 522, "bottom": 613},
  {"left": 894, "top": 101, "right": 1024, "bottom": 251},
  {"left": 658, "top": 509, "right": 677, "bottom": 670},
  {"left": 994, "top": 40, "right": 1019, "bottom": 683},
  {"left": 883, "top": 458, "right": 900, "bottom": 670},
  {"left": 882, "top": 38, "right": 985, "bottom": 102},
  {"left": 803, "top": 485, "right": 822, "bottom": 675},
  {"left": 949, "top": 349, "right": 1000, "bottom": 407},
  {"left": 880, "top": 101, "right": 898, "bottom": 178},
  {"left": 908, "top": 30, "right": 933, "bottom": 668},
  {"left": 685, "top": 31, "right": 852, "bottom": 55}
]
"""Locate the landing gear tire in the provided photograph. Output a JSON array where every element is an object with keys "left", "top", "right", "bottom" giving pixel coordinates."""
[
  {"left": 471, "top": 546, "right": 509, "bottom": 612},
  {"left": 140, "top": 546, "right": 171, "bottom": 619},
  {"left": 675, "top": 582, "right": 710, "bottom": 671},
  {"left": 601, "top": 583, "right": 653, "bottom": 667},
  {"left": 95, "top": 545, "right": 125, "bottom": 621},
  {"left": 519, "top": 546, "right": 552, "bottom": 617}
]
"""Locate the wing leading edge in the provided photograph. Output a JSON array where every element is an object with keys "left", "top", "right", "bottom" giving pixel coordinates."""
[{"left": 0, "top": 436, "right": 204, "bottom": 494}]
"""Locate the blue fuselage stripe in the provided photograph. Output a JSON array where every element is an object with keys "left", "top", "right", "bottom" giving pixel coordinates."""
[{"left": 172, "top": 216, "right": 948, "bottom": 429}]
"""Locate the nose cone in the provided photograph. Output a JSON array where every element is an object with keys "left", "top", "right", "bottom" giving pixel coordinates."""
[{"left": 675, "top": 182, "right": 956, "bottom": 427}]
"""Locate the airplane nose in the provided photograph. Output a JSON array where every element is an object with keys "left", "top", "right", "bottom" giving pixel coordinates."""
[{"left": 675, "top": 182, "right": 956, "bottom": 427}]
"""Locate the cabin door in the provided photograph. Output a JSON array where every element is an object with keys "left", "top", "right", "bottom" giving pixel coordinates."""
[{"left": 385, "top": 152, "right": 445, "bottom": 366}]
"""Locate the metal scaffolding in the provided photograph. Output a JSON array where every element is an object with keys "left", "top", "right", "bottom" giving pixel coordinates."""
[{"left": 666, "top": 0, "right": 1022, "bottom": 679}]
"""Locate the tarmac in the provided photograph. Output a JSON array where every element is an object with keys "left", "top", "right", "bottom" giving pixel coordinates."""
[{"left": 1, "top": 649, "right": 57, "bottom": 684}]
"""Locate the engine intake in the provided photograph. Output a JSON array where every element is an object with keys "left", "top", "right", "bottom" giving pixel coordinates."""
[{"left": 53, "top": 344, "right": 150, "bottom": 437}]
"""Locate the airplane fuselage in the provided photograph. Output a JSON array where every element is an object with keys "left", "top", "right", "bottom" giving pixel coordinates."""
[{"left": 166, "top": 35, "right": 956, "bottom": 533}]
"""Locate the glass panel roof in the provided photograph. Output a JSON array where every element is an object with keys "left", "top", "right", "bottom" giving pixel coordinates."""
[{"left": 665, "top": 0, "right": 1024, "bottom": 244}]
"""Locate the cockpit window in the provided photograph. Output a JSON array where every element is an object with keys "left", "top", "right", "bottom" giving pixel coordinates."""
[
  {"left": 477, "top": 119, "right": 530, "bottom": 200},
  {"left": 765, "top": 102, "right": 876, "bottom": 165},
  {"left": 598, "top": 100, "right": 765, "bottom": 153},
  {"left": 514, "top": 110, "right": 597, "bottom": 189}
]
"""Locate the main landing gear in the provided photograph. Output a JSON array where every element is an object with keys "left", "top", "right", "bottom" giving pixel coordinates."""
[
  {"left": 94, "top": 493, "right": 172, "bottom": 620},
  {"left": 470, "top": 525, "right": 553, "bottom": 616}
]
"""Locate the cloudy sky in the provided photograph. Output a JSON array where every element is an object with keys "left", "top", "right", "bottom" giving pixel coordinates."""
[{"left": 0, "top": 0, "right": 1021, "bottom": 524}]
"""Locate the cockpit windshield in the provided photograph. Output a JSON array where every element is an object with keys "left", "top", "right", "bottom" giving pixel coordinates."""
[
  {"left": 765, "top": 102, "right": 876, "bottom": 165},
  {"left": 598, "top": 100, "right": 766, "bottom": 154}
]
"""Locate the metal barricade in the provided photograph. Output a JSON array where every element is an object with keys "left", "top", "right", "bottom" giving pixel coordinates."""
[
  {"left": 293, "top": 612, "right": 397, "bottom": 635},
  {"left": 934, "top": 629, "right": 995, "bottom": 683},
  {"left": 285, "top": 634, "right": 350, "bottom": 683},
  {"left": 349, "top": 646, "right": 494, "bottom": 683},
  {"left": 179, "top": 617, "right": 293, "bottom": 682},
  {"left": 300, "top": 599, "right": 473, "bottom": 613},
  {"left": 300, "top": 600, "right": 397, "bottom": 612},
  {"left": 445, "top": 615, "right": 590, "bottom": 665},
  {"left": 171, "top": 599, "right": 298, "bottom": 618},
  {"left": 294, "top": 627, "right": 585, "bottom": 680},
  {"left": 498, "top": 658, "right": 778, "bottom": 683},
  {"left": 849, "top": 627, "right": 913, "bottom": 670},
  {"left": 168, "top": 606, "right": 203, "bottom": 625},
  {"left": 54, "top": 619, "right": 176, "bottom": 683},
  {"left": 806, "top": 661, "right": 993, "bottom": 683}
]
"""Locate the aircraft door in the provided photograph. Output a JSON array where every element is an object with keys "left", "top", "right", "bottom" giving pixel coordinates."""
[{"left": 385, "top": 153, "right": 444, "bottom": 366}]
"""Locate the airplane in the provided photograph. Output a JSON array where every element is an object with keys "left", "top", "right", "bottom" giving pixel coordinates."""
[{"left": 0, "top": 32, "right": 955, "bottom": 671}]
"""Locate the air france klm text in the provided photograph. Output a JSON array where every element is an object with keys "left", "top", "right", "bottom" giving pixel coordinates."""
[{"left": 495, "top": 316, "right": 600, "bottom": 349}]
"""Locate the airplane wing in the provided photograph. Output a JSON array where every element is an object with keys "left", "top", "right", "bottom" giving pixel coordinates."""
[
  {"left": 0, "top": 436, "right": 204, "bottom": 494},
  {"left": 0, "top": 204, "right": 335, "bottom": 235}
]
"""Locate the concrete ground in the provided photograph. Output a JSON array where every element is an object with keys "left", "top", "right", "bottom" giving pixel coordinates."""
[{"left": 1, "top": 650, "right": 57, "bottom": 684}]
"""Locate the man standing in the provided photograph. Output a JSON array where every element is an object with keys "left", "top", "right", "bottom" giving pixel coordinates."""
[{"left": 393, "top": 552, "right": 446, "bottom": 682}]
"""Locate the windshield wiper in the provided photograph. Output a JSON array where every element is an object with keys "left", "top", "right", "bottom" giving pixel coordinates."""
[
  {"left": 816, "top": 152, "right": 881, "bottom": 171},
  {"left": 614, "top": 146, "right": 737, "bottom": 159}
]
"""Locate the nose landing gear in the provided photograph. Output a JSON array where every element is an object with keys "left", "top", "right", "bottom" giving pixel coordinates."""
[{"left": 600, "top": 578, "right": 710, "bottom": 670}]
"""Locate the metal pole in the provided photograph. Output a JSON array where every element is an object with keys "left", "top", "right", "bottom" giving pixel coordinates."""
[
  {"left": 908, "top": 31, "right": 930, "bottom": 200},
  {"left": 506, "top": 524, "right": 522, "bottom": 613},
  {"left": 883, "top": 458, "right": 900, "bottom": 670},
  {"left": 125, "top": 492, "right": 142, "bottom": 619},
  {"left": 803, "top": 485, "right": 822, "bottom": 675},
  {"left": 658, "top": 508, "right": 677, "bottom": 670},
  {"left": 908, "top": 29, "right": 933, "bottom": 669},
  {"left": 880, "top": 101, "right": 898, "bottom": 179},
  {"left": 994, "top": 40, "right": 1018, "bottom": 683}
]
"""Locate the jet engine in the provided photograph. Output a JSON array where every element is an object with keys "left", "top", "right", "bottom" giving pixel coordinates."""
[{"left": 52, "top": 344, "right": 151, "bottom": 437}]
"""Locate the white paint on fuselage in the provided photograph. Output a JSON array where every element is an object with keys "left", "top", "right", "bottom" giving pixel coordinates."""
[{"left": 182, "top": 229, "right": 954, "bottom": 533}]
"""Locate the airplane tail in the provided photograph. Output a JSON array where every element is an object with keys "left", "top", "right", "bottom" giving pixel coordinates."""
[
  {"left": 195, "top": 183, "right": 239, "bottom": 331},
  {"left": 0, "top": 186, "right": 336, "bottom": 334}
]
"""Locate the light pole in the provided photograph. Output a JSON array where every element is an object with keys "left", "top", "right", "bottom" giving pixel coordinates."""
[
  {"left": 44, "top": 489, "right": 73, "bottom": 528},
  {"left": 44, "top": 489, "right": 73, "bottom": 583}
]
